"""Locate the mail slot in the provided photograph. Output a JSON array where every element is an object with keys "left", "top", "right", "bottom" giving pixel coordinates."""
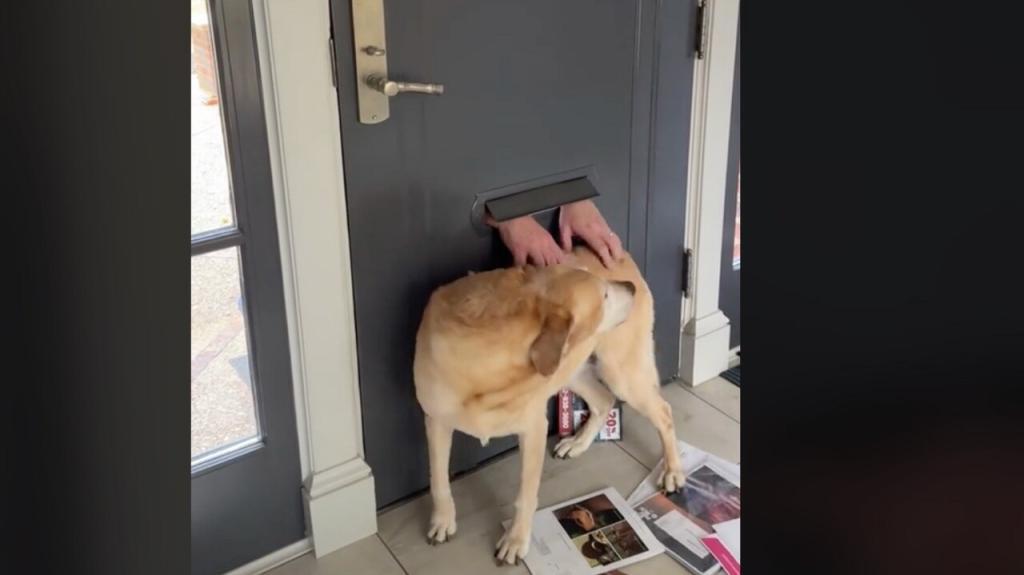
[{"left": 470, "top": 167, "right": 601, "bottom": 235}]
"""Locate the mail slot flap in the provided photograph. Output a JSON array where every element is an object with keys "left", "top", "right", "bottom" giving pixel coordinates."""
[
  {"left": 470, "top": 166, "right": 601, "bottom": 235},
  {"left": 485, "top": 177, "right": 599, "bottom": 223}
]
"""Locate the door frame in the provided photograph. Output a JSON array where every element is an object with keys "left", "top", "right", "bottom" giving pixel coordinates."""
[
  {"left": 679, "top": 0, "right": 741, "bottom": 387},
  {"left": 719, "top": 27, "right": 741, "bottom": 351},
  {"left": 236, "top": 0, "right": 377, "bottom": 568}
]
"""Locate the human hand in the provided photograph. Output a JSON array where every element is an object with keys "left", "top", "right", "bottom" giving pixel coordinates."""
[
  {"left": 488, "top": 214, "right": 567, "bottom": 267},
  {"left": 558, "top": 200, "right": 624, "bottom": 267}
]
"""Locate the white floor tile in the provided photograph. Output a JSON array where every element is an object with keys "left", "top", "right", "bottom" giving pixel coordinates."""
[
  {"left": 265, "top": 535, "right": 404, "bottom": 575},
  {"left": 378, "top": 439, "right": 651, "bottom": 575},
  {"left": 686, "top": 377, "right": 740, "bottom": 422},
  {"left": 271, "top": 382, "right": 740, "bottom": 575},
  {"left": 617, "top": 382, "right": 741, "bottom": 469}
]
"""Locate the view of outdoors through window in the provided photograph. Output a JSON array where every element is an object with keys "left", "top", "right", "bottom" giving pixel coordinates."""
[
  {"left": 733, "top": 168, "right": 740, "bottom": 268},
  {"left": 191, "top": 0, "right": 259, "bottom": 461}
]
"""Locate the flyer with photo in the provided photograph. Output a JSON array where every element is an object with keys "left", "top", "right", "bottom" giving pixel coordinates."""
[
  {"left": 626, "top": 440, "right": 740, "bottom": 508},
  {"left": 504, "top": 487, "right": 664, "bottom": 575},
  {"left": 632, "top": 463, "right": 740, "bottom": 575}
]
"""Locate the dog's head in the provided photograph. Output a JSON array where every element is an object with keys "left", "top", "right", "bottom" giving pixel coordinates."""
[{"left": 525, "top": 265, "right": 636, "bottom": 376}]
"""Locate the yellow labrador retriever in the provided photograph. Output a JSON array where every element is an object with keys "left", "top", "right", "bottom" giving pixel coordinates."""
[{"left": 413, "top": 246, "right": 685, "bottom": 565}]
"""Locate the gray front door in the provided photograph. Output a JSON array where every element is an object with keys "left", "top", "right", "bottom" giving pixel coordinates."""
[{"left": 331, "top": 0, "right": 697, "bottom": 508}]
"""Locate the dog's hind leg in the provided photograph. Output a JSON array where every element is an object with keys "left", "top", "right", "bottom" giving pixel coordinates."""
[
  {"left": 598, "top": 358, "right": 686, "bottom": 493},
  {"left": 425, "top": 414, "right": 457, "bottom": 544},
  {"left": 552, "top": 367, "right": 615, "bottom": 459}
]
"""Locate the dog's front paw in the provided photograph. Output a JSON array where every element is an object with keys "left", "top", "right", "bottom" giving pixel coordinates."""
[
  {"left": 427, "top": 500, "right": 457, "bottom": 545},
  {"left": 552, "top": 433, "right": 594, "bottom": 459},
  {"left": 658, "top": 466, "right": 686, "bottom": 493},
  {"left": 494, "top": 525, "right": 531, "bottom": 566}
]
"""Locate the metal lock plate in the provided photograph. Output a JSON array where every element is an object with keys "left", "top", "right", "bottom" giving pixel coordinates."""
[{"left": 351, "top": 0, "right": 389, "bottom": 124}]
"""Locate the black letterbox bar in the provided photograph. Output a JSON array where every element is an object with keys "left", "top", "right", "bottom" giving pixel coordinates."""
[{"left": 484, "top": 176, "right": 599, "bottom": 222}]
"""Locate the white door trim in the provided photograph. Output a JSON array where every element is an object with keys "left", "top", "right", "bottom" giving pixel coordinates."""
[
  {"left": 679, "top": 0, "right": 740, "bottom": 386},
  {"left": 253, "top": 0, "right": 376, "bottom": 560}
]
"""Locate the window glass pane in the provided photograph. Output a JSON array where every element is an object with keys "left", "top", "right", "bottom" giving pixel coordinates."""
[
  {"left": 732, "top": 167, "right": 740, "bottom": 269},
  {"left": 191, "top": 0, "right": 235, "bottom": 236},
  {"left": 191, "top": 248, "right": 259, "bottom": 460}
]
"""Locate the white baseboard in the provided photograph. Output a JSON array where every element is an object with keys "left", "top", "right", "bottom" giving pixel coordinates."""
[
  {"left": 222, "top": 458, "right": 375, "bottom": 573},
  {"left": 303, "top": 458, "right": 378, "bottom": 558},
  {"left": 679, "top": 310, "right": 732, "bottom": 387},
  {"left": 223, "top": 538, "right": 312, "bottom": 575}
]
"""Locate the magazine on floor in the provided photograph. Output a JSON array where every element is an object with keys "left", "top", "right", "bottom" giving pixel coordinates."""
[
  {"left": 700, "top": 532, "right": 740, "bottom": 575},
  {"left": 557, "top": 389, "right": 623, "bottom": 441},
  {"left": 627, "top": 441, "right": 741, "bottom": 575},
  {"left": 711, "top": 517, "right": 740, "bottom": 564},
  {"left": 503, "top": 487, "right": 664, "bottom": 575}
]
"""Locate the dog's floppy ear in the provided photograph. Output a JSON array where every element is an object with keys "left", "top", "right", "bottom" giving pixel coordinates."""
[{"left": 529, "top": 307, "right": 572, "bottom": 376}]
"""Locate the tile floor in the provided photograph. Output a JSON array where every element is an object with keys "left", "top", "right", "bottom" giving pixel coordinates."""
[{"left": 268, "top": 377, "right": 740, "bottom": 575}]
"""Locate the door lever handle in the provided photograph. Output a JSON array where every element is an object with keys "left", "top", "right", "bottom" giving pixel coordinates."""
[{"left": 366, "top": 75, "right": 444, "bottom": 97}]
